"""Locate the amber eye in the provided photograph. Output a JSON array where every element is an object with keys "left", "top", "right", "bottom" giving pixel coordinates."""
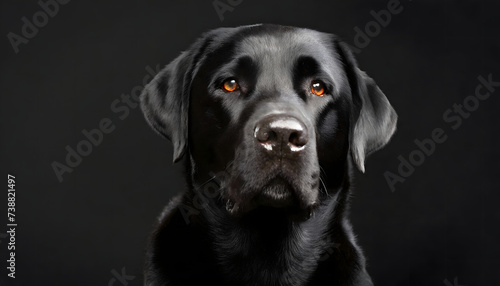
[
  {"left": 311, "top": 80, "right": 326, "bottom": 96},
  {"left": 223, "top": 79, "right": 238, "bottom": 92}
]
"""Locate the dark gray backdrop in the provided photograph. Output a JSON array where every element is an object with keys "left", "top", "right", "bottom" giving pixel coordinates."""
[{"left": 1, "top": 0, "right": 499, "bottom": 285}]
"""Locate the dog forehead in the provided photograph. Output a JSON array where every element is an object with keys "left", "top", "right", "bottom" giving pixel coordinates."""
[
  {"left": 232, "top": 29, "right": 344, "bottom": 89},
  {"left": 237, "top": 30, "right": 320, "bottom": 67}
]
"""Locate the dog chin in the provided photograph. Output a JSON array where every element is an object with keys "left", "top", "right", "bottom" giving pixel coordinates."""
[
  {"left": 225, "top": 177, "right": 317, "bottom": 220},
  {"left": 254, "top": 177, "right": 296, "bottom": 208}
]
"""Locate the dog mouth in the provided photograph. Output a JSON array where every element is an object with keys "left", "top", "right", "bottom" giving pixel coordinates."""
[
  {"left": 225, "top": 174, "right": 318, "bottom": 220},
  {"left": 253, "top": 177, "right": 296, "bottom": 208}
]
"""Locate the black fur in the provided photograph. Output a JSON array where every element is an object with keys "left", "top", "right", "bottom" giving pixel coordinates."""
[{"left": 140, "top": 24, "right": 397, "bottom": 286}]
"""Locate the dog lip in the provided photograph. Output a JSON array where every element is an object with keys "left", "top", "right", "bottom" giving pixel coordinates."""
[
  {"left": 261, "top": 186, "right": 292, "bottom": 200},
  {"left": 254, "top": 177, "right": 295, "bottom": 208}
]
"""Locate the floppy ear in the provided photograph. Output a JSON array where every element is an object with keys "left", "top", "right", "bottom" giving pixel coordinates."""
[
  {"left": 140, "top": 52, "right": 193, "bottom": 162},
  {"left": 140, "top": 28, "right": 234, "bottom": 162},
  {"left": 336, "top": 41, "right": 398, "bottom": 173}
]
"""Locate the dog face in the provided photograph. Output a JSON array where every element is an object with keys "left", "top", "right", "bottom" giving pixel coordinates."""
[{"left": 141, "top": 24, "right": 397, "bottom": 218}]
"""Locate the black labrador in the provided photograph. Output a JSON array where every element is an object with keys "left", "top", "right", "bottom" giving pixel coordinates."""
[{"left": 140, "top": 24, "right": 397, "bottom": 286}]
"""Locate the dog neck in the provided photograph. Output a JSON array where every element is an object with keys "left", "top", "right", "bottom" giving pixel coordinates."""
[
  {"left": 189, "top": 182, "right": 357, "bottom": 284},
  {"left": 182, "top": 157, "right": 368, "bottom": 284}
]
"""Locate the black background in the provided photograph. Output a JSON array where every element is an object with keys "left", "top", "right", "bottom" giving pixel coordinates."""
[{"left": 1, "top": 0, "right": 499, "bottom": 285}]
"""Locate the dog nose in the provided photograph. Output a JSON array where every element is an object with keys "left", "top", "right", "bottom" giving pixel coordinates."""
[{"left": 254, "top": 115, "right": 308, "bottom": 152}]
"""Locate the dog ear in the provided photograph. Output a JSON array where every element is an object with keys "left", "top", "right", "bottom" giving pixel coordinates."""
[
  {"left": 336, "top": 41, "right": 398, "bottom": 173},
  {"left": 140, "top": 52, "right": 193, "bottom": 163}
]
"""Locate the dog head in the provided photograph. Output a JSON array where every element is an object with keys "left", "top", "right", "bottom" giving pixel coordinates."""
[{"left": 141, "top": 24, "right": 397, "bottom": 218}]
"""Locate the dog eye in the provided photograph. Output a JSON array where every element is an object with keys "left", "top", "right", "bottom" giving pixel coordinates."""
[
  {"left": 311, "top": 80, "right": 326, "bottom": 96},
  {"left": 222, "top": 79, "right": 239, "bottom": 92}
]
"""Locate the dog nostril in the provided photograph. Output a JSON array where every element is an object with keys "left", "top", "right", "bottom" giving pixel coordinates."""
[
  {"left": 288, "top": 130, "right": 307, "bottom": 147},
  {"left": 255, "top": 127, "right": 276, "bottom": 143}
]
